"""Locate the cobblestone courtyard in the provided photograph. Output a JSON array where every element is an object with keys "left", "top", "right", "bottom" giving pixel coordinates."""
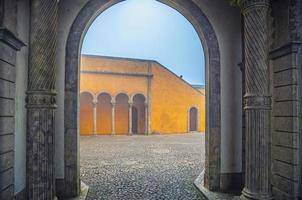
[{"left": 80, "top": 133, "right": 206, "bottom": 200}]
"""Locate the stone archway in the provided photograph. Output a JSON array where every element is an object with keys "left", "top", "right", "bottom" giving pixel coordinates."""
[{"left": 63, "top": 0, "right": 221, "bottom": 197}]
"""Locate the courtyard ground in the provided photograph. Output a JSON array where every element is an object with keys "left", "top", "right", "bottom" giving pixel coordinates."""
[{"left": 80, "top": 132, "right": 206, "bottom": 200}]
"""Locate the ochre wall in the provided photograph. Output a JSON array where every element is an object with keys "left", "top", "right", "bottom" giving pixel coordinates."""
[
  {"left": 97, "top": 94, "right": 112, "bottom": 134},
  {"left": 80, "top": 56, "right": 148, "bottom": 135},
  {"left": 151, "top": 62, "right": 205, "bottom": 134},
  {"left": 80, "top": 93, "right": 94, "bottom": 135},
  {"left": 79, "top": 55, "right": 205, "bottom": 135},
  {"left": 115, "top": 94, "right": 129, "bottom": 134}
]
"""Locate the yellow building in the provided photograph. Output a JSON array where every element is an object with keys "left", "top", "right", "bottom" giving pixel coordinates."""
[{"left": 80, "top": 55, "right": 205, "bottom": 135}]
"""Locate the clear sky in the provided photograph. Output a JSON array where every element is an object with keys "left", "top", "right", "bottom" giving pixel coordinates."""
[{"left": 81, "top": 0, "right": 205, "bottom": 85}]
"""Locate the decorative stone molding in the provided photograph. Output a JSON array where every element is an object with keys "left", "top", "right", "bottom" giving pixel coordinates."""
[
  {"left": 0, "top": 28, "right": 25, "bottom": 50},
  {"left": 244, "top": 95, "right": 271, "bottom": 110},
  {"left": 26, "top": 91, "right": 57, "bottom": 109}
]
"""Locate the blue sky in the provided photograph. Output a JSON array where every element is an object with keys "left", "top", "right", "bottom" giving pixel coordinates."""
[{"left": 81, "top": 0, "right": 205, "bottom": 85}]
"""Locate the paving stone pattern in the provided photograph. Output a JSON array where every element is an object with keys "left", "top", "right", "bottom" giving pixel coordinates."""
[{"left": 80, "top": 133, "right": 206, "bottom": 200}]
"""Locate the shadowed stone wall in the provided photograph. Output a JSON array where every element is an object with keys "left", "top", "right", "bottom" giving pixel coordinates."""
[
  {"left": 0, "top": 0, "right": 24, "bottom": 199},
  {"left": 270, "top": 0, "right": 302, "bottom": 199}
]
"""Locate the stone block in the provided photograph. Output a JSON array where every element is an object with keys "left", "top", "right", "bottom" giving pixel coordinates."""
[
  {"left": 0, "top": 168, "right": 13, "bottom": 190},
  {"left": 0, "top": 151, "right": 13, "bottom": 172},
  {"left": 0, "top": 117, "right": 14, "bottom": 136},
  {"left": 274, "top": 68, "right": 298, "bottom": 86},
  {"left": 0, "top": 60, "right": 15, "bottom": 82},
  {"left": 272, "top": 54, "right": 297, "bottom": 73},
  {"left": 273, "top": 101, "right": 298, "bottom": 116},
  {"left": 0, "top": 42, "right": 16, "bottom": 66},
  {"left": 0, "top": 134, "right": 13, "bottom": 154},
  {"left": 273, "top": 160, "right": 298, "bottom": 181},
  {"left": 0, "top": 79, "right": 15, "bottom": 99},
  {"left": 274, "top": 85, "right": 298, "bottom": 101},
  {"left": 272, "top": 174, "right": 295, "bottom": 195},
  {"left": 272, "top": 145, "right": 299, "bottom": 165},
  {"left": 0, "top": 98, "right": 14, "bottom": 116},
  {"left": 274, "top": 116, "right": 299, "bottom": 133},
  {"left": 0, "top": 184, "right": 13, "bottom": 200},
  {"left": 272, "top": 131, "right": 299, "bottom": 148},
  {"left": 272, "top": 186, "right": 294, "bottom": 200}
]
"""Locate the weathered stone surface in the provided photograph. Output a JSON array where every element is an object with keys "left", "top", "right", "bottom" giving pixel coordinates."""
[
  {"left": 0, "top": 151, "right": 13, "bottom": 172},
  {"left": 0, "top": 168, "right": 13, "bottom": 190},
  {"left": 0, "top": 183, "right": 13, "bottom": 200},
  {"left": 272, "top": 131, "right": 299, "bottom": 148},
  {"left": 272, "top": 146, "right": 299, "bottom": 165},
  {"left": 273, "top": 160, "right": 298, "bottom": 181},
  {"left": 274, "top": 85, "right": 298, "bottom": 101},
  {"left": 274, "top": 101, "right": 298, "bottom": 116},
  {"left": 272, "top": 54, "right": 296, "bottom": 72},
  {"left": 0, "top": 60, "right": 15, "bottom": 82},
  {"left": 0, "top": 98, "right": 14, "bottom": 116},
  {"left": 0, "top": 42, "right": 16, "bottom": 66},
  {"left": 272, "top": 174, "right": 295, "bottom": 195},
  {"left": 0, "top": 134, "right": 13, "bottom": 154},
  {"left": 0, "top": 117, "right": 14, "bottom": 135},
  {"left": 274, "top": 116, "right": 299, "bottom": 133},
  {"left": 0, "top": 79, "right": 15, "bottom": 99},
  {"left": 274, "top": 69, "right": 298, "bottom": 86}
]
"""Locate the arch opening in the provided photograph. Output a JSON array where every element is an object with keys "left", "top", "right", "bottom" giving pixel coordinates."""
[
  {"left": 132, "top": 94, "right": 146, "bottom": 134},
  {"left": 80, "top": 92, "right": 95, "bottom": 135},
  {"left": 97, "top": 93, "right": 112, "bottom": 134},
  {"left": 189, "top": 107, "right": 198, "bottom": 132},
  {"left": 63, "top": 0, "right": 221, "bottom": 197}
]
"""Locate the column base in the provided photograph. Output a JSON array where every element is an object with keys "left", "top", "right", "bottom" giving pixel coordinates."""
[{"left": 240, "top": 188, "right": 273, "bottom": 200}]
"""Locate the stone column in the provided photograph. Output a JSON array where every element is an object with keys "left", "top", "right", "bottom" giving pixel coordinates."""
[
  {"left": 26, "top": 0, "right": 58, "bottom": 199},
  {"left": 111, "top": 100, "right": 116, "bottom": 135},
  {"left": 241, "top": 1, "right": 273, "bottom": 200},
  {"left": 93, "top": 99, "right": 97, "bottom": 135},
  {"left": 128, "top": 102, "right": 133, "bottom": 135},
  {"left": 145, "top": 103, "right": 148, "bottom": 135}
]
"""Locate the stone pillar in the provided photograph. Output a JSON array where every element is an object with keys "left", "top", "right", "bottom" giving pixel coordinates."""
[
  {"left": 93, "top": 99, "right": 97, "bottom": 135},
  {"left": 241, "top": 0, "right": 273, "bottom": 200},
  {"left": 111, "top": 100, "right": 116, "bottom": 135},
  {"left": 128, "top": 102, "right": 133, "bottom": 135},
  {"left": 145, "top": 103, "right": 148, "bottom": 135},
  {"left": 26, "top": 0, "right": 58, "bottom": 199}
]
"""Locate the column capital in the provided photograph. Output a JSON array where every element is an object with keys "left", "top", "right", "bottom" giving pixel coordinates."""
[
  {"left": 26, "top": 90, "right": 57, "bottom": 109},
  {"left": 244, "top": 94, "right": 271, "bottom": 110},
  {"left": 111, "top": 100, "right": 116, "bottom": 106},
  {"left": 128, "top": 101, "right": 134, "bottom": 107}
]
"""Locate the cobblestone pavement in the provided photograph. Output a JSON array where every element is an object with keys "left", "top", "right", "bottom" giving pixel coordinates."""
[{"left": 80, "top": 132, "right": 206, "bottom": 200}]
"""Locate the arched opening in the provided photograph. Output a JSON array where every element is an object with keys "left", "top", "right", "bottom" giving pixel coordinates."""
[
  {"left": 132, "top": 94, "right": 146, "bottom": 134},
  {"left": 63, "top": 0, "right": 221, "bottom": 197},
  {"left": 97, "top": 93, "right": 112, "bottom": 134},
  {"left": 80, "top": 92, "right": 94, "bottom": 135},
  {"left": 189, "top": 107, "right": 198, "bottom": 132},
  {"left": 115, "top": 93, "right": 129, "bottom": 134},
  {"left": 131, "top": 107, "right": 138, "bottom": 134}
]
